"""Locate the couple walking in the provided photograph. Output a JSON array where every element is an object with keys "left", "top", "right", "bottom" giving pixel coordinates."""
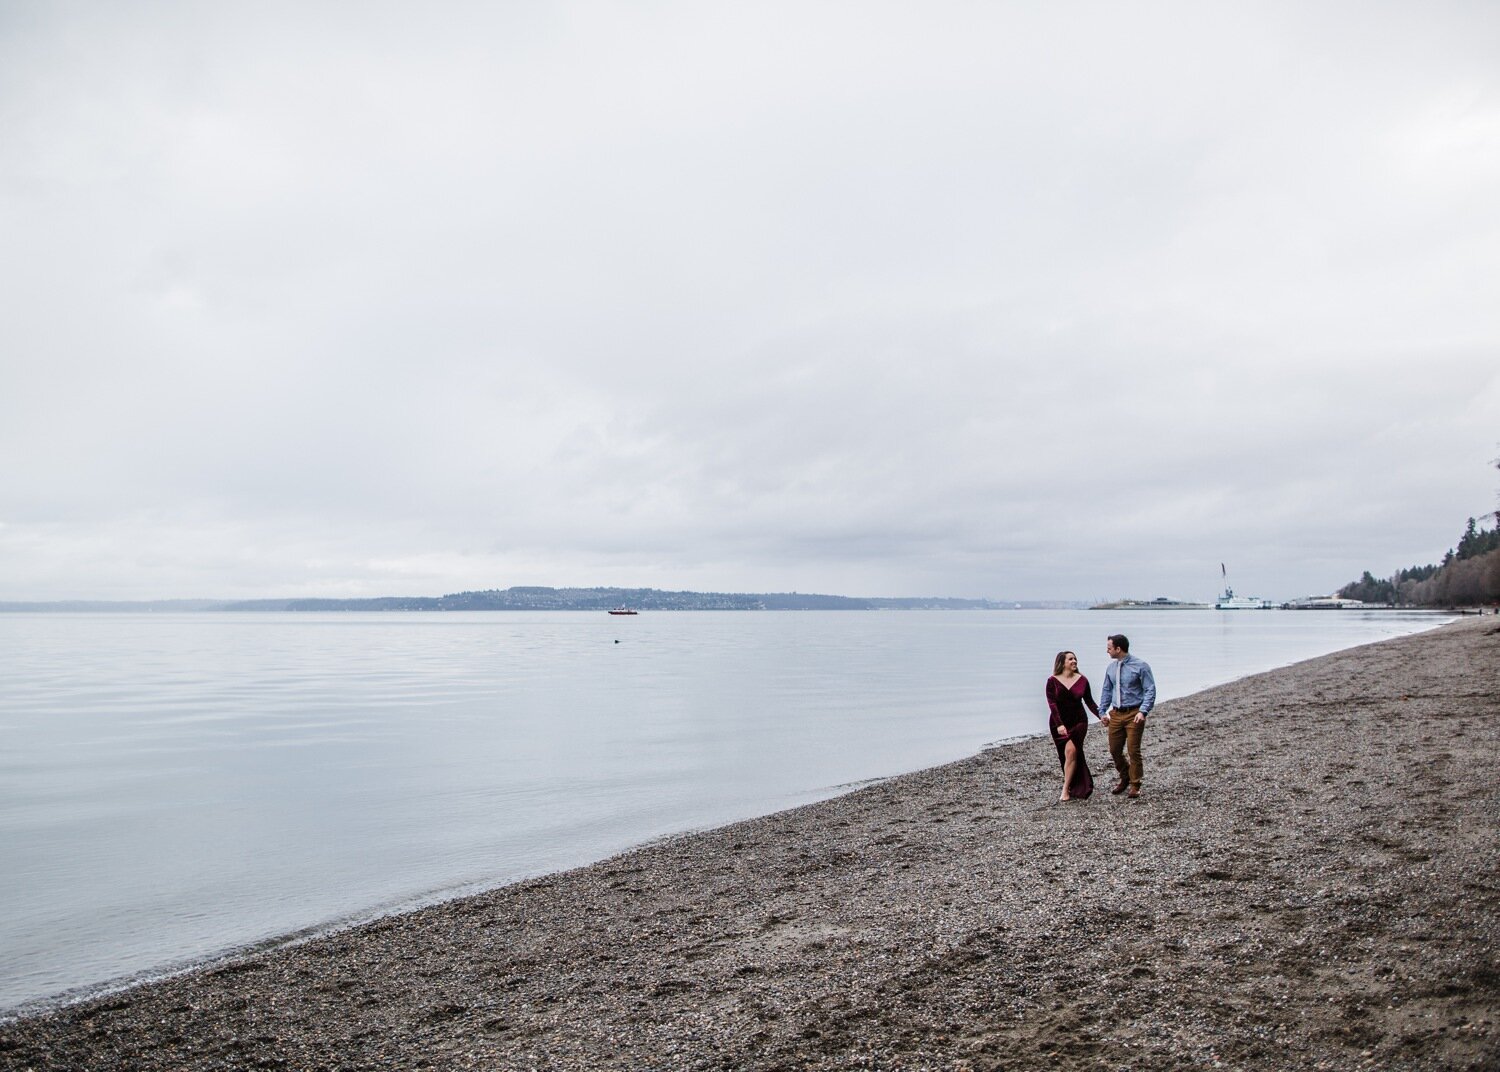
[{"left": 1045, "top": 634, "right": 1156, "bottom": 802}]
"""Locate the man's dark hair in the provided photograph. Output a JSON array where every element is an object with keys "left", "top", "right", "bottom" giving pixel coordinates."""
[{"left": 1108, "top": 633, "right": 1130, "bottom": 653}]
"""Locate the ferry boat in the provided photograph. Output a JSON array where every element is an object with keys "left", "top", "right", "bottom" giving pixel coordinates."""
[
  {"left": 1213, "top": 564, "right": 1273, "bottom": 609},
  {"left": 607, "top": 607, "right": 638, "bottom": 615},
  {"left": 1214, "top": 586, "right": 1274, "bottom": 610},
  {"left": 1212, "top": 560, "right": 1272, "bottom": 611}
]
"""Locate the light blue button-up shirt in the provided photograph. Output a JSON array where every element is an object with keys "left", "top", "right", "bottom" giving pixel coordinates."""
[{"left": 1100, "top": 654, "right": 1156, "bottom": 716}]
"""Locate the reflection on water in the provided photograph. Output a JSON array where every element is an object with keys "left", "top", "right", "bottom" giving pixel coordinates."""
[{"left": 0, "top": 609, "right": 1447, "bottom": 1012}]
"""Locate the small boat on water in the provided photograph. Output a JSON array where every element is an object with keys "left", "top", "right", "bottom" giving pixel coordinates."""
[{"left": 608, "top": 607, "right": 638, "bottom": 615}]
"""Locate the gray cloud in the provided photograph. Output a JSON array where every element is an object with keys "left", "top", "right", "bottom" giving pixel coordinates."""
[{"left": 2, "top": 2, "right": 1497, "bottom": 601}]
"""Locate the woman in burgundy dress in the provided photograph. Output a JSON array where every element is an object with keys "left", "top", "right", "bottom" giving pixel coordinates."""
[{"left": 1046, "top": 650, "right": 1099, "bottom": 801}]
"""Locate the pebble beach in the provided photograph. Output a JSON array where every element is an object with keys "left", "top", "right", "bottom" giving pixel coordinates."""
[{"left": 2, "top": 616, "right": 1496, "bottom": 1071}]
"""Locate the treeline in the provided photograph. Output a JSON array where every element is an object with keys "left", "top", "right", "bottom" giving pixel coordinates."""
[{"left": 1339, "top": 516, "right": 1500, "bottom": 606}]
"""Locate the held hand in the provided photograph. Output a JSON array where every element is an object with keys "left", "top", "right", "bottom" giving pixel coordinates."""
[
  {"left": 1099, "top": 712, "right": 1111, "bottom": 726},
  {"left": 1057, "top": 727, "right": 1069, "bottom": 739}
]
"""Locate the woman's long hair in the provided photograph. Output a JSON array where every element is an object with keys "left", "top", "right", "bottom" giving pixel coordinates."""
[{"left": 1053, "top": 650, "right": 1075, "bottom": 675}]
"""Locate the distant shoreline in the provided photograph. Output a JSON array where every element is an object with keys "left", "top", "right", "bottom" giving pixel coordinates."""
[{"left": 0, "top": 588, "right": 1086, "bottom": 613}]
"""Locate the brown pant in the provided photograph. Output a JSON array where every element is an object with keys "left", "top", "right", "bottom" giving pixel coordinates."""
[{"left": 1107, "top": 708, "right": 1145, "bottom": 788}]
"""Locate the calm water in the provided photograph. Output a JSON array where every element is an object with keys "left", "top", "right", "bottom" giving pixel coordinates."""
[{"left": 0, "top": 609, "right": 1448, "bottom": 1013}]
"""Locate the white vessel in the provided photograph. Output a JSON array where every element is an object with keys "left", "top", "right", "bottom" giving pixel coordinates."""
[
  {"left": 1214, "top": 564, "right": 1273, "bottom": 609},
  {"left": 1214, "top": 586, "right": 1274, "bottom": 610}
]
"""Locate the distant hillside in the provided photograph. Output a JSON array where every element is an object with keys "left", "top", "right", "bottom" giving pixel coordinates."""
[
  {"left": 0, "top": 587, "right": 1096, "bottom": 613},
  {"left": 1338, "top": 515, "right": 1500, "bottom": 607},
  {"left": 214, "top": 587, "right": 1020, "bottom": 612}
]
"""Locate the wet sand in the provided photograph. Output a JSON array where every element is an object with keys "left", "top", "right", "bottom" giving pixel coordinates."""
[{"left": 2, "top": 617, "right": 1496, "bottom": 1071}]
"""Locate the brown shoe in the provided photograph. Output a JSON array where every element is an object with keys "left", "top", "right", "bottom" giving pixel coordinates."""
[
  {"left": 1127, "top": 786, "right": 1140, "bottom": 799},
  {"left": 1112, "top": 779, "right": 1129, "bottom": 795}
]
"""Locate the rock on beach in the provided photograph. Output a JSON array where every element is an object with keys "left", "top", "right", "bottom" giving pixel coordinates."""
[{"left": 2, "top": 618, "right": 1497, "bottom": 1071}]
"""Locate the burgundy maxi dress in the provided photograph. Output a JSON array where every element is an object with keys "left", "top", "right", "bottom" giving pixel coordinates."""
[{"left": 1046, "top": 675, "right": 1099, "bottom": 799}]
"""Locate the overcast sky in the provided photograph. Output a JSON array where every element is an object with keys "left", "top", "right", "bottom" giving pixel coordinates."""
[{"left": 2, "top": 2, "right": 1497, "bottom": 603}]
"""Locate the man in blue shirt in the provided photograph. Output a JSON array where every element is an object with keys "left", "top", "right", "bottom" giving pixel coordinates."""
[{"left": 1099, "top": 633, "right": 1156, "bottom": 798}]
